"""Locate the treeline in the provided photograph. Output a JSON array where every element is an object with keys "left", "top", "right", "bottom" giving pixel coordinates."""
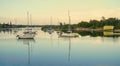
[
  {"left": 76, "top": 17, "right": 120, "bottom": 29},
  {"left": 41, "top": 17, "right": 120, "bottom": 32},
  {"left": 0, "top": 23, "right": 24, "bottom": 28},
  {"left": 58, "top": 17, "right": 120, "bottom": 30},
  {"left": 0, "top": 22, "right": 42, "bottom": 28},
  {"left": 1, "top": 17, "right": 120, "bottom": 29}
]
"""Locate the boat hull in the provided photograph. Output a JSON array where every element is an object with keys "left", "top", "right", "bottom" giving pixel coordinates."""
[
  {"left": 59, "top": 33, "right": 79, "bottom": 38},
  {"left": 17, "top": 34, "right": 35, "bottom": 39}
]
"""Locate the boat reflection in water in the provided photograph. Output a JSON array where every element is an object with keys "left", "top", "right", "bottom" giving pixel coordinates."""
[
  {"left": 58, "top": 36, "right": 72, "bottom": 62},
  {"left": 17, "top": 39, "right": 35, "bottom": 65},
  {"left": 68, "top": 36, "right": 71, "bottom": 61},
  {"left": 0, "top": 29, "right": 120, "bottom": 66}
]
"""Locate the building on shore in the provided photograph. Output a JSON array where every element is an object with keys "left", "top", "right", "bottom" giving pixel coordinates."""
[{"left": 103, "top": 26, "right": 114, "bottom": 31}]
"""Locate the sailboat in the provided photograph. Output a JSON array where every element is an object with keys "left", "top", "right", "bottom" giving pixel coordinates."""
[
  {"left": 13, "top": 18, "right": 18, "bottom": 33},
  {"left": 16, "top": 12, "right": 36, "bottom": 39},
  {"left": 47, "top": 16, "right": 54, "bottom": 34},
  {"left": 24, "top": 12, "right": 37, "bottom": 34},
  {"left": 56, "top": 18, "right": 62, "bottom": 35},
  {"left": 59, "top": 10, "right": 79, "bottom": 37}
]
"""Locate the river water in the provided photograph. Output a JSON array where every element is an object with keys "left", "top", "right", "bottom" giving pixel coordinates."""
[{"left": 0, "top": 28, "right": 120, "bottom": 66}]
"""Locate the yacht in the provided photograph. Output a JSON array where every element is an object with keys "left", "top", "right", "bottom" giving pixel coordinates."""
[
  {"left": 59, "top": 31, "right": 79, "bottom": 37},
  {"left": 59, "top": 10, "right": 79, "bottom": 37},
  {"left": 16, "top": 12, "right": 36, "bottom": 39},
  {"left": 47, "top": 16, "right": 54, "bottom": 34},
  {"left": 16, "top": 32, "right": 35, "bottom": 39}
]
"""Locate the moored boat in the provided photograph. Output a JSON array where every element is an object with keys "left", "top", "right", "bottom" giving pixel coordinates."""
[{"left": 16, "top": 12, "right": 36, "bottom": 39}]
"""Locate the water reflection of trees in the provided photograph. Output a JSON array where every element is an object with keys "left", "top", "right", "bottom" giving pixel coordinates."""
[
  {"left": 76, "top": 31, "right": 120, "bottom": 37},
  {"left": 76, "top": 31, "right": 103, "bottom": 37},
  {"left": 0, "top": 28, "right": 12, "bottom": 33},
  {"left": 0, "top": 28, "right": 18, "bottom": 34}
]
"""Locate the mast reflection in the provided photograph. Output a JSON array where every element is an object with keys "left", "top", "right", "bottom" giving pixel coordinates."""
[
  {"left": 68, "top": 36, "right": 71, "bottom": 62},
  {"left": 17, "top": 39, "right": 35, "bottom": 65},
  {"left": 58, "top": 36, "right": 72, "bottom": 62}
]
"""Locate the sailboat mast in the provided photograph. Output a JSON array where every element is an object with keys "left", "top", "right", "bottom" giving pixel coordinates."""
[
  {"left": 50, "top": 16, "right": 52, "bottom": 26},
  {"left": 27, "top": 12, "right": 29, "bottom": 27},
  {"left": 50, "top": 16, "right": 53, "bottom": 29},
  {"left": 14, "top": 18, "right": 17, "bottom": 25},
  {"left": 30, "top": 14, "right": 32, "bottom": 26},
  {"left": 68, "top": 10, "right": 71, "bottom": 31}
]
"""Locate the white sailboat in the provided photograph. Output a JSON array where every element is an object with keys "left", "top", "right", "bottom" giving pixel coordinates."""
[
  {"left": 59, "top": 10, "right": 79, "bottom": 37},
  {"left": 47, "top": 16, "right": 54, "bottom": 34},
  {"left": 16, "top": 12, "right": 36, "bottom": 39}
]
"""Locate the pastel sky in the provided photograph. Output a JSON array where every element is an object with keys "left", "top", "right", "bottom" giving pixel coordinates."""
[{"left": 0, "top": 0, "right": 120, "bottom": 25}]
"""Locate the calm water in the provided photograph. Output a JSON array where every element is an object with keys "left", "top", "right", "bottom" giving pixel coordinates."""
[{"left": 0, "top": 28, "right": 120, "bottom": 66}]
